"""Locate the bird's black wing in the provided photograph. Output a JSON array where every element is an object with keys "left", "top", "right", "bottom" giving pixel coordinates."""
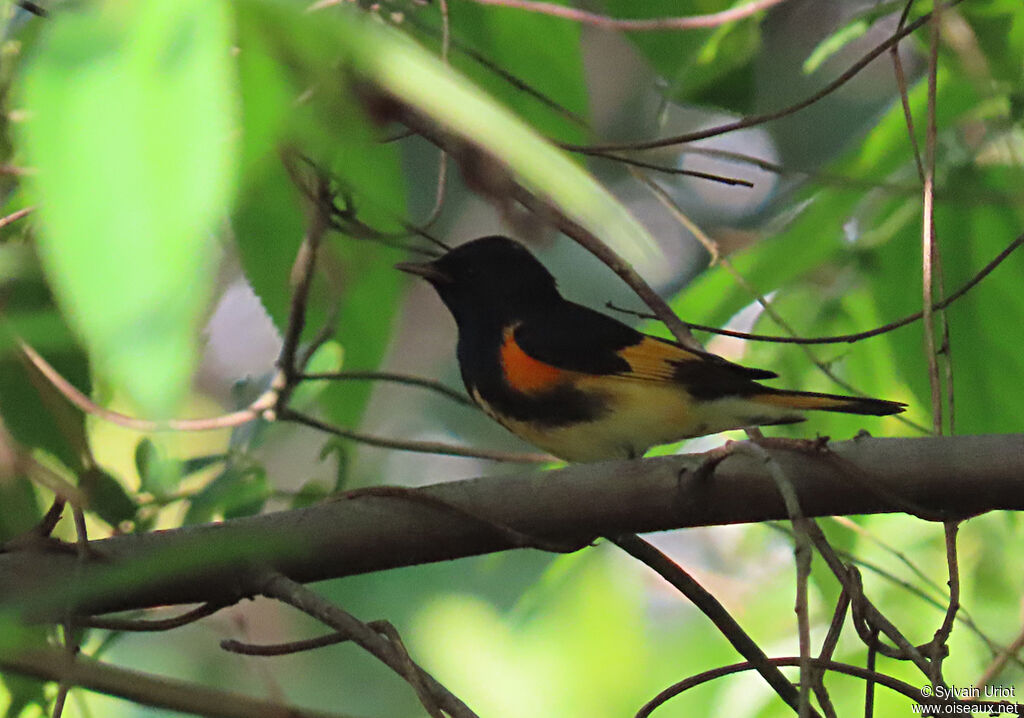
[{"left": 514, "top": 301, "right": 778, "bottom": 398}]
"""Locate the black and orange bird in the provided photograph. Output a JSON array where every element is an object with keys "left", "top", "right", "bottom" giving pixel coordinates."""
[{"left": 397, "top": 236, "right": 905, "bottom": 463}]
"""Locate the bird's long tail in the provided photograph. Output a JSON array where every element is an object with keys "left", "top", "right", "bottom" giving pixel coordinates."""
[{"left": 752, "top": 389, "right": 906, "bottom": 416}]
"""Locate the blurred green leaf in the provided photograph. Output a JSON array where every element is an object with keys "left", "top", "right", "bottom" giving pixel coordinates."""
[
  {"left": 289, "top": 342, "right": 344, "bottom": 410},
  {"left": 411, "top": 549, "right": 648, "bottom": 717},
  {"left": 183, "top": 464, "right": 269, "bottom": 524},
  {"left": 241, "top": 0, "right": 662, "bottom": 265},
  {"left": 803, "top": 19, "right": 868, "bottom": 75},
  {"left": 235, "top": 5, "right": 410, "bottom": 431},
  {"left": 180, "top": 453, "right": 229, "bottom": 477},
  {"left": 0, "top": 476, "right": 39, "bottom": 543},
  {"left": 961, "top": 0, "right": 1024, "bottom": 87},
  {"left": 598, "top": 0, "right": 765, "bottom": 114},
  {"left": 318, "top": 438, "right": 350, "bottom": 494},
  {"left": 321, "top": 242, "right": 404, "bottom": 430},
  {"left": 673, "top": 191, "right": 860, "bottom": 330},
  {"left": 0, "top": 247, "right": 90, "bottom": 471},
  {"left": 0, "top": 351, "right": 89, "bottom": 475},
  {"left": 134, "top": 438, "right": 180, "bottom": 499},
  {"left": 83, "top": 466, "right": 137, "bottom": 530},
  {"left": 289, "top": 479, "right": 330, "bottom": 509},
  {"left": 19, "top": 0, "right": 238, "bottom": 416},
  {"left": 1, "top": 672, "right": 46, "bottom": 718},
  {"left": 422, "top": 0, "right": 589, "bottom": 143},
  {"left": 0, "top": 619, "right": 47, "bottom": 718},
  {"left": 232, "top": 162, "right": 306, "bottom": 330}
]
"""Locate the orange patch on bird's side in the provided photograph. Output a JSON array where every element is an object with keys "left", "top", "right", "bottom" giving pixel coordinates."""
[{"left": 500, "top": 327, "right": 564, "bottom": 392}]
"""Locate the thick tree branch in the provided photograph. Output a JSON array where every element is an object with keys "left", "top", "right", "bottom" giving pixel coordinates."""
[{"left": 1, "top": 434, "right": 1023, "bottom": 618}]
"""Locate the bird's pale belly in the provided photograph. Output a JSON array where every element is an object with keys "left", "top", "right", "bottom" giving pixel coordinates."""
[{"left": 472, "top": 378, "right": 800, "bottom": 463}]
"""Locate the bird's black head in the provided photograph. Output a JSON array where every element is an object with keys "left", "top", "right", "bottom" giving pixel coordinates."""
[{"left": 396, "top": 236, "right": 561, "bottom": 329}]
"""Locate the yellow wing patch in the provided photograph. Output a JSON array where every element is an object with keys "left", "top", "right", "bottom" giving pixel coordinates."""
[
  {"left": 616, "top": 337, "right": 703, "bottom": 382},
  {"left": 753, "top": 392, "right": 854, "bottom": 412}
]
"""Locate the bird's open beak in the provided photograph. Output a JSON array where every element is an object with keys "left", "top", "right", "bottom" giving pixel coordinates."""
[{"left": 395, "top": 260, "right": 451, "bottom": 284}]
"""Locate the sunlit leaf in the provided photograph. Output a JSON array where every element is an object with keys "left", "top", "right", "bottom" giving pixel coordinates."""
[{"left": 19, "top": 0, "right": 238, "bottom": 416}]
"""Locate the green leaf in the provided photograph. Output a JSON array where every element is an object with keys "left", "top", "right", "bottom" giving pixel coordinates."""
[
  {"left": 235, "top": 6, "right": 411, "bottom": 432},
  {"left": 19, "top": 0, "right": 238, "bottom": 416},
  {"left": 598, "top": 0, "right": 764, "bottom": 114},
  {"left": 180, "top": 453, "right": 229, "bottom": 477},
  {"left": 0, "top": 250, "right": 91, "bottom": 471},
  {"left": 322, "top": 242, "right": 404, "bottom": 429},
  {"left": 289, "top": 479, "right": 330, "bottom": 509},
  {"left": 134, "top": 438, "right": 180, "bottom": 499},
  {"left": 673, "top": 191, "right": 860, "bottom": 329},
  {"left": 183, "top": 464, "right": 269, "bottom": 524},
  {"left": 318, "top": 439, "right": 350, "bottom": 494},
  {"left": 240, "top": 0, "right": 662, "bottom": 266},
  {"left": 1, "top": 672, "right": 47, "bottom": 718},
  {"left": 0, "top": 476, "right": 40, "bottom": 543},
  {"left": 83, "top": 467, "right": 138, "bottom": 530},
  {"left": 0, "top": 349, "right": 90, "bottom": 475},
  {"left": 803, "top": 19, "right": 868, "bottom": 75},
  {"left": 426, "top": 0, "right": 589, "bottom": 143}
]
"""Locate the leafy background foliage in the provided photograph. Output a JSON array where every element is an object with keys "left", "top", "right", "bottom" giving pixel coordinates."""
[{"left": 1, "top": 0, "right": 1023, "bottom": 716}]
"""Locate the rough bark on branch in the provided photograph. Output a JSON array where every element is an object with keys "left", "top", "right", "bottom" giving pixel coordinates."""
[{"left": 2, "top": 434, "right": 1021, "bottom": 618}]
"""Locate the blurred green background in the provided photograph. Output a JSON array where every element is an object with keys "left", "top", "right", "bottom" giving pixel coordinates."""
[{"left": 1, "top": 0, "right": 1023, "bottom": 716}]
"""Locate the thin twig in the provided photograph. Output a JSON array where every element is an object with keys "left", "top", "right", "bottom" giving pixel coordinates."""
[
  {"left": 594, "top": 146, "right": 1020, "bottom": 205},
  {"left": 609, "top": 532, "right": 818, "bottom": 718},
  {"left": 890, "top": 0, "right": 925, "bottom": 184},
  {"left": 466, "top": 0, "right": 787, "bottom": 31},
  {"left": 589, "top": 151, "right": 755, "bottom": 186},
  {"left": 0, "top": 205, "right": 35, "bottom": 231},
  {"left": 259, "top": 571, "right": 478, "bottom": 718},
  {"left": 865, "top": 629, "right": 879, "bottom": 718},
  {"left": 15, "top": 0, "right": 48, "bottom": 16},
  {"left": 510, "top": 184, "right": 701, "bottom": 350},
  {"left": 222, "top": 633, "right": 347, "bottom": 656},
  {"left": 0, "top": 164, "right": 34, "bottom": 175},
  {"left": 300, "top": 370, "right": 474, "bottom": 406},
  {"left": 631, "top": 170, "right": 927, "bottom": 432},
  {"left": 921, "top": 0, "right": 943, "bottom": 434},
  {"left": 742, "top": 443, "right": 814, "bottom": 718},
  {"left": 279, "top": 407, "right": 552, "bottom": 463},
  {"left": 221, "top": 618, "right": 393, "bottom": 656},
  {"left": 806, "top": 524, "right": 935, "bottom": 676},
  {"left": 635, "top": 656, "right": 1016, "bottom": 718},
  {"left": 418, "top": 0, "right": 451, "bottom": 230},
  {"left": 374, "top": 620, "right": 445, "bottom": 718},
  {"left": 75, "top": 603, "right": 225, "bottom": 632},
  {"left": 276, "top": 174, "right": 331, "bottom": 391},
  {"left": 812, "top": 591, "right": 849, "bottom": 718},
  {"left": 607, "top": 231, "right": 1024, "bottom": 345},
  {"left": 561, "top": 2, "right": 964, "bottom": 154},
  {"left": 389, "top": 1, "right": 589, "bottom": 130},
  {"left": 53, "top": 624, "right": 75, "bottom": 718},
  {"left": 22, "top": 454, "right": 86, "bottom": 509},
  {"left": 927, "top": 521, "right": 961, "bottom": 685},
  {"left": 830, "top": 516, "right": 943, "bottom": 596},
  {"left": 975, "top": 624, "right": 1024, "bottom": 690},
  {"left": 892, "top": 0, "right": 957, "bottom": 436},
  {"left": 17, "top": 340, "right": 273, "bottom": 432},
  {"left": 770, "top": 519, "right": 1007, "bottom": 664}
]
